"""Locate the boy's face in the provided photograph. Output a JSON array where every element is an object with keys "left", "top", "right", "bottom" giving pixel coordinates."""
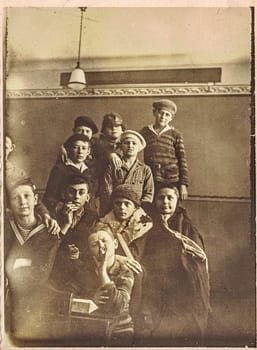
[
  {"left": 5, "top": 136, "right": 15, "bottom": 160},
  {"left": 65, "top": 183, "right": 89, "bottom": 207},
  {"left": 121, "top": 137, "right": 140, "bottom": 157},
  {"left": 9, "top": 185, "right": 38, "bottom": 218},
  {"left": 113, "top": 197, "right": 136, "bottom": 221},
  {"left": 104, "top": 125, "right": 123, "bottom": 140},
  {"left": 73, "top": 126, "right": 93, "bottom": 140},
  {"left": 88, "top": 231, "right": 118, "bottom": 262},
  {"left": 69, "top": 140, "right": 90, "bottom": 164},
  {"left": 155, "top": 187, "right": 178, "bottom": 216},
  {"left": 153, "top": 108, "right": 173, "bottom": 128}
]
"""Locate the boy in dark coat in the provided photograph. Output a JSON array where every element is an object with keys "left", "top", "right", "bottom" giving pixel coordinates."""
[
  {"left": 139, "top": 184, "right": 210, "bottom": 346},
  {"left": 49, "top": 175, "right": 98, "bottom": 290},
  {"left": 43, "top": 134, "right": 98, "bottom": 212}
]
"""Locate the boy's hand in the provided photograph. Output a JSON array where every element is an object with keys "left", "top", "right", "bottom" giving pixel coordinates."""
[
  {"left": 93, "top": 288, "right": 109, "bottom": 305},
  {"left": 93, "top": 248, "right": 111, "bottom": 286},
  {"left": 62, "top": 201, "right": 80, "bottom": 224},
  {"left": 109, "top": 153, "right": 122, "bottom": 170},
  {"left": 93, "top": 247, "right": 108, "bottom": 274},
  {"left": 43, "top": 214, "right": 61, "bottom": 236},
  {"left": 180, "top": 184, "right": 188, "bottom": 200},
  {"left": 125, "top": 258, "right": 142, "bottom": 274},
  {"left": 67, "top": 244, "right": 80, "bottom": 260}
]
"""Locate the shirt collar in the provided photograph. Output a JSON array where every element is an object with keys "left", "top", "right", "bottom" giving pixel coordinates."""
[
  {"left": 148, "top": 124, "right": 173, "bottom": 136},
  {"left": 65, "top": 157, "right": 88, "bottom": 172}
]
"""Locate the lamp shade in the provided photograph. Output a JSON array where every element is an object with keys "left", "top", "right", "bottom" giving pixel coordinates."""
[{"left": 68, "top": 67, "right": 86, "bottom": 91}]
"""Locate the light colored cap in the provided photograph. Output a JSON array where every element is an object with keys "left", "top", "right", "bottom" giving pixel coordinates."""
[{"left": 120, "top": 130, "right": 146, "bottom": 151}]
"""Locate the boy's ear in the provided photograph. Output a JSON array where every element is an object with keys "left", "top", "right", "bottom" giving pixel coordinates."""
[{"left": 34, "top": 193, "right": 38, "bottom": 205}]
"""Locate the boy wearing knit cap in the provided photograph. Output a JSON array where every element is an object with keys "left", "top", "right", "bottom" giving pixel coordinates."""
[
  {"left": 100, "top": 130, "right": 154, "bottom": 217},
  {"left": 97, "top": 183, "right": 152, "bottom": 273},
  {"left": 140, "top": 99, "right": 189, "bottom": 200}
]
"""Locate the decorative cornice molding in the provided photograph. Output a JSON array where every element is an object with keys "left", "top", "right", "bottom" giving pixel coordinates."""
[{"left": 6, "top": 84, "right": 251, "bottom": 99}]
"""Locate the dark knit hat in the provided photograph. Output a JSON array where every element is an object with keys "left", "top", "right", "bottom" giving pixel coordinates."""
[
  {"left": 74, "top": 116, "right": 98, "bottom": 134},
  {"left": 112, "top": 184, "right": 141, "bottom": 207},
  {"left": 153, "top": 99, "right": 177, "bottom": 114},
  {"left": 101, "top": 112, "right": 124, "bottom": 132},
  {"left": 64, "top": 134, "right": 90, "bottom": 151}
]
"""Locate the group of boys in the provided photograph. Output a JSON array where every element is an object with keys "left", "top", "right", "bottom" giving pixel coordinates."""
[{"left": 4, "top": 99, "right": 209, "bottom": 346}]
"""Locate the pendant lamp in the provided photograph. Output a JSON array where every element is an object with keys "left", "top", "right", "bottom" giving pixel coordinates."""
[{"left": 68, "top": 7, "right": 87, "bottom": 91}]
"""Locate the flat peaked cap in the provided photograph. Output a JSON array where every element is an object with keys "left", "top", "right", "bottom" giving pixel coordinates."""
[
  {"left": 74, "top": 116, "right": 98, "bottom": 134},
  {"left": 152, "top": 99, "right": 177, "bottom": 114},
  {"left": 64, "top": 134, "right": 90, "bottom": 150},
  {"left": 121, "top": 130, "right": 146, "bottom": 151},
  {"left": 112, "top": 184, "right": 141, "bottom": 207}
]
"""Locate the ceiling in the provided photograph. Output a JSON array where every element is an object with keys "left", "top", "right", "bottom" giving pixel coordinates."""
[{"left": 6, "top": 7, "right": 252, "bottom": 71}]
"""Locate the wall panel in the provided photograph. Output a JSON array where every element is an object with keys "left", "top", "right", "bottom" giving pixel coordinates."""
[{"left": 6, "top": 94, "right": 251, "bottom": 197}]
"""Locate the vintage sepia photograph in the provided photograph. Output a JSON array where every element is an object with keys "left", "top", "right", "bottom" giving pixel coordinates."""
[{"left": 1, "top": 1, "right": 256, "bottom": 348}]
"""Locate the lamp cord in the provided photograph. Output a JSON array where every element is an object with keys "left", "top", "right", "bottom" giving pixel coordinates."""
[{"left": 76, "top": 7, "right": 87, "bottom": 68}]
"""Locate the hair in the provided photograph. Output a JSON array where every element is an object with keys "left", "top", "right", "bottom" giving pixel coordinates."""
[
  {"left": 88, "top": 227, "right": 115, "bottom": 242},
  {"left": 5, "top": 134, "right": 13, "bottom": 143},
  {"left": 6, "top": 177, "right": 37, "bottom": 206},
  {"left": 65, "top": 175, "right": 89, "bottom": 188},
  {"left": 155, "top": 183, "right": 180, "bottom": 199}
]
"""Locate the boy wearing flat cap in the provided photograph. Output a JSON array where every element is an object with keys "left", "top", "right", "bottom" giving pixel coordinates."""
[
  {"left": 101, "top": 130, "right": 154, "bottom": 217},
  {"left": 140, "top": 99, "right": 189, "bottom": 200}
]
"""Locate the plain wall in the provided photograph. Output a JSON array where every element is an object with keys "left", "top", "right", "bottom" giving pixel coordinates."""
[
  {"left": 185, "top": 200, "right": 255, "bottom": 346},
  {"left": 6, "top": 95, "right": 251, "bottom": 197}
]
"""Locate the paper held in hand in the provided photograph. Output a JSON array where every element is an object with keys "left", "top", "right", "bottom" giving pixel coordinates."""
[{"left": 71, "top": 298, "right": 98, "bottom": 315}]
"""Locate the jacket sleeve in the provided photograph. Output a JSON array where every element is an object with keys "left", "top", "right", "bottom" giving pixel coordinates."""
[
  {"left": 35, "top": 200, "right": 50, "bottom": 218},
  {"left": 175, "top": 132, "right": 189, "bottom": 186},
  {"left": 142, "top": 166, "right": 154, "bottom": 203},
  {"left": 43, "top": 165, "right": 64, "bottom": 213},
  {"left": 96, "top": 268, "right": 134, "bottom": 314},
  {"left": 99, "top": 163, "right": 114, "bottom": 217},
  {"left": 129, "top": 235, "right": 148, "bottom": 262}
]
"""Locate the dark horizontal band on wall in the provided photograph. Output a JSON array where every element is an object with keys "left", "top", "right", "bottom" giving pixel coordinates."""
[
  {"left": 36, "top": 189, "right": 250, "bottom": 203},
  {"left": 6, "top": 84, "right": 251, "bottom": 99},
  {"left": 61, "top": 68, "right": 222, "bottom": 86}
]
